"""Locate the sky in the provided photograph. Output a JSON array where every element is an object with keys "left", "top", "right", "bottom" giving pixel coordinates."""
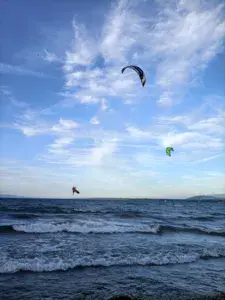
[{"left": 0, "top": 0, "right": 225, "bottom": 198}]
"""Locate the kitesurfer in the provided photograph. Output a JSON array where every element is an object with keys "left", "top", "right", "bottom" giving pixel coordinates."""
[{"left": 72, "top": 186, "right": 80, "bottom": 195}]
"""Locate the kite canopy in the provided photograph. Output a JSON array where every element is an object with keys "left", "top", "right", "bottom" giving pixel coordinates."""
[
  {"left": 166, "top": 147, "right": 174, "bottom": 157},
  {"left": 121, "top": 65, "right": 146, "bottom": 87}
]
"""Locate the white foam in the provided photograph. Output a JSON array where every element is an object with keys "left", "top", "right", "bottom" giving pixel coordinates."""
[
  {"left": 1, "top": 247, "right": 224, "bottom": 274},
  {"left": 12, "top": 220, "right": 160, "bottom": 234},
  {"left": 0, "top": 253, "right": 196, "bottom": 273}
]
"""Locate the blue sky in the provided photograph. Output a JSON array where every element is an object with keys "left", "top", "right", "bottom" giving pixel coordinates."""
[{"left": 0, "top": 0, "right": 225, "bottom": 198}]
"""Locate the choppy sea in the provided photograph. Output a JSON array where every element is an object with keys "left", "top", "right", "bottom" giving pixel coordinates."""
[{"left": 0, "top": 198, "right": 225, "bottom": 300}]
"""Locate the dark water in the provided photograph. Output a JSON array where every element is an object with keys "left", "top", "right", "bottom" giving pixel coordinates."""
[{"left": 0, "top": 198, "right": 225, "bottom": 300}]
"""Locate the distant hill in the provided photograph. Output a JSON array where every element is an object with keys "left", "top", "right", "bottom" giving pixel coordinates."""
[{"left": 186, "top": 194, "right": 225, "bottom": 200}]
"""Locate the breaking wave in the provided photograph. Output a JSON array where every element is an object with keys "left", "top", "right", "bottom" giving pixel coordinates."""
[
  {"left": 1, "top": 249, "right": 225, "bottom": 274},
  {"left": 163, "top": 225, "right": 225, "bottom": 236},
  {"left": 0, "top": 222, "right": 224, "bottom": 236},
  {"left": 1, "top": 222, "right": 160, "bottom": 234}
]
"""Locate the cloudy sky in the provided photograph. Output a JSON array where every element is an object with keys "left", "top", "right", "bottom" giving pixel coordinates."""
[{"left": 0, "top": 0, "right": 225, "bottom": 198}]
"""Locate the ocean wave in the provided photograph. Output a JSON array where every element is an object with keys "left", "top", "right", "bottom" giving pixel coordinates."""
[
  {"left": 0, "top": 206, "right": 97, "bottom": 214},
  {"left": 190, "top": 216, "right": 216, "bottom": 221},
  {"left": 11, "top": 222, "right": 160, "bottom": 234},
  {"left": 8, "top": 213, "right": 40, "bottom": 219},
  {"left": 1, "top": 249, "right": 225, "bottom": 274},
  {"left": 0, "top": 225, "right": 16, "bottom": 233},
  {"left": 162, "top": 225, "right": 225, "bottom": 236},
  {"left": 0, "top": 206, "right": 146, "bottom": 218},
  {"left": 0, "top": 222, "right": 224, "bottom": 237}
]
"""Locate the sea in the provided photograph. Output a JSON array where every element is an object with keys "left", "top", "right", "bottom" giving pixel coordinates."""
[{"left": 0, "top": 198, "right": 225, "bottom": 300}]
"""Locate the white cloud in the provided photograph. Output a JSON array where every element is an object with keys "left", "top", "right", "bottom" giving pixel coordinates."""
[
  {"left": 13, "top": 117, "right": 79, "bottom": 138},
  {"left": 64, "top": 21, "right": 98, "bottom": 70},
  {"left": 15, "top": 126, "right": 46, "bottom": 137},
  {"left": 50, "top": 137, "right": 75, "bottom": 149},
  {"left": 124, "top": 103, "right": 225, "bottom": 167},
  {"left": 58, "top": 118, "right": 79, "bottom": 129},
  {"left": 157, "top": 91, "right": 175, "bottom": 107},
  {"left": 188, "top": 115, "right": 225, "bottom": 135},
  {"left": 43, "top": 49, "right": 59, "bottom": 63},
  {"left": 64, "top": 66, "right": 137, "bottom": 102},
  {"left": 124, "top": 99, "right": 133, "bottom": 105},
  {"left": 100, "top": 0, "right": 147, "bottom": 63},
  {"left": 161, "top": 131, "right": 224, "bottom": 149},
  {"left": 155, "top": 115, "right": 191, "bottom": 126},
  {"left": 12, "top": 111, "right": 123, "bottom": 169},
  {"left": 80, "top": 95, "right": 102, "bottom": 104},
  {"left": 47, "top": 136, "right": 76, "bottom": 158},
  {"left": 149, "top": 1, "right": 225, "bottom": 105},
  {"left": 13, "top": 113, "right": 51, "bottom": 137},
  {"left": 42, "top": 137, "right": 119, "bottom": 168},
  {"left": 61, "top": 1, "right": 150, "bottom": 108},
  {"left": 52, "top": 118, "right": 79, "bottom": 133},
  {"left": 59, "top": 0, "right": 225, "bottom": 111},
  {"left": 154, "top": 106, "right": 225, "bottom": 140},
  {"left": 126, "top": 126, "right": 153, "bottom": 140},
  {"left": 12, "top": 95, "right": 224, "bottom": 174},
  {"left": 90, "top": 116, "right": 100, "bottom": 125},
  {"left": 89, "top": 138, "right": 118, "bottom": 166}
]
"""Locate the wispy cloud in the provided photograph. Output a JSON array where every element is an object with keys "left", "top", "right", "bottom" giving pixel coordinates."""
[
  {"left": 60, "top": 0, "right": 150, "bottom": 108},
  {"left": 191, "top": 153, "right": 225, "bottom": 165},
  {"left": 91, "top": 138, "right": 118, "bottom": 165},
  {"left": 124, "top": 100, "right": 225, "bottom": 166},
  {"left": 40, "top": 136, "right": 119, "bottom": 168},
  {"left": 188, "top": 116, "right": 225, "bottom": 135},
  {"left": 182, "top": 170, "right": 225, "bottom": 186},
  {"left": 59, "top": 0, "right": 225, "bottom": 110},
  {"left": 48, "top": 136, "right": 75, "bottom": 157},
  {"left": 14, "top": 123, "right": 49, "bottom": 137},
  {"left": 50, "top": 137, "right": 75, "bottom": 149},
  {"left": 154, "top": 103, "right": 225, "bottom": 138},
  {"left": 126, "top": 126, "right": 156, "bottom": 140},
  {"left": 0, "top": 62, "right": 54, "bottom": 78},
  {"left": 100, "top": 0, "right": 147, "bottom": 63},
  {"left": 52, "top": 118, "right": 79, "bottom": 133},
  {"left": 0, "top": 86, "right": 28, "bottom": 108},
  {"left": 42, "top": 49, "right": 60, "bottom": 63},
  {"left": 149, "top": 1, "right": 225, "bottom": 106},
  {"left": 161, "top": 131, "right": 223, "bottom": 149},
  {"left": 12, "top": 96, "right": 224, "bottom": 170},
  {"left": 14, "top": 117, "right": 80, "bottom": 137},
  {"left": 64, "top": 21, "right": 99, "bottom": 69}
]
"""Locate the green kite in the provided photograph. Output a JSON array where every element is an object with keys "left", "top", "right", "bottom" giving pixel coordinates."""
[{"left": 166, "top": 147, "right": 174, "bottom": 157}]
